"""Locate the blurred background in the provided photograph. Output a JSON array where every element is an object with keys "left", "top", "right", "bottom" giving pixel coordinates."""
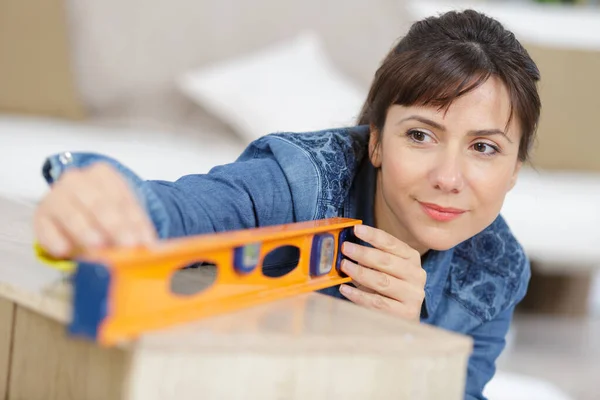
[{"left": 0, "top": 0, "right": 598, "bottom": 399}]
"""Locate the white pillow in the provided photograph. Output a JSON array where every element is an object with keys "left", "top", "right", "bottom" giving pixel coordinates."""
[{"left": 177, "top": 31, "right": 367, "bottom": 143}]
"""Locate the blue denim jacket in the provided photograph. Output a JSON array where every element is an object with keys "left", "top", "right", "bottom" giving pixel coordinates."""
[{"left": 42, "top": 125, "right": 530, "bottom": 400}]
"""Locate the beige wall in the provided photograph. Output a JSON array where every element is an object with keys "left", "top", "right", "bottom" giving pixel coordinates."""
[
  {"left": 0, "top": 0, "right": 84, "bottom": 120},
  {"left": 524, "top": 43, "right": 600, "bottom": 172}
]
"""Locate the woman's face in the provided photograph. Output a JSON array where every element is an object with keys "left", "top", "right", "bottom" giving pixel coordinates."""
[{"left": 370, "top": 77, "right": 522, "bottom": 254}]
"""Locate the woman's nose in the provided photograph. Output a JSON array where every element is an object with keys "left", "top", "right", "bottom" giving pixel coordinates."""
[{"left": 429, "top": 152, "right": 465, "bottom": 194}]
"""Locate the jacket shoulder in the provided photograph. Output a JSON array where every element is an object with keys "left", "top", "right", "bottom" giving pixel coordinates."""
[
  {"left": 446, "top": 215, "right": 531, "bottom": 322},
  {"left": 242, "top": 126, "right": 370, "bottom": 219}
]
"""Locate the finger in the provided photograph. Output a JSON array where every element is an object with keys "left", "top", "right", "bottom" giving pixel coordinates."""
[
  {"left": 339, "top": 284, "right": 421, "bottom": 321},
  {"left": 341, "top": 241, "right": 423, "bottom": 282},
  {"left": 341, "top": 259, "right": 423, "bottom": 303},
  {"left": 351, "top": 280, "right": 376, "bottom": 294},
  {"left": 353, "top": 224, "right": 419, "bottom": 260},
  {"left": 339, "top": 283, "right": 398, "bottom": 313},
  {"left": 51, "top": 168, "right": 113, "bottom": 247},
  {"left": 45, "top": 188, "right": 107, "bottom": 250},
  {"left": 83, "top": 164, "right": 156, "bottom": 246},
  {"left": 49, "top": 193, "right": 107, "bottom": 248},
  {"left": 34, "top": 214, "right": 74, "bottom": 258},
  {"left": 95, "top": 164, "right": 157, "bottom": 244}
]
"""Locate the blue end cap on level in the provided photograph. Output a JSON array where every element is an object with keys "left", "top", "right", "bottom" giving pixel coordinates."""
[{"left": 68, "top": 261, "right": 111, "bottom": 341}]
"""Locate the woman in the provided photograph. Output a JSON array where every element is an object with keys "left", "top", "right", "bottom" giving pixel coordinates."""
[{"left": 34, "top": 9, "right": 540, "bottom": 400}]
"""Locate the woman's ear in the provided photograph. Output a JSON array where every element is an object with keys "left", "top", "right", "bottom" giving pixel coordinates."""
[{"left": 368, "top": 126, "right": 383, "bottom": 168}]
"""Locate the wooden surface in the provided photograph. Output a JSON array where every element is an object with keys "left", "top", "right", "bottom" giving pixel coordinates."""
[
  {"left": 9, "top": 304, "right": 129, "bottom": 400},
  {"left": 0, "top": 195, "right": 473, "bottom": 399},
  {"left": 0, "top": 297, "right": 14, "bottom": 398},
  {"left": 0, "top": 196, "right": 69, "bottom": 323},
  {"left": 125, "top": 292, "right": 471, "bottom": 400}
]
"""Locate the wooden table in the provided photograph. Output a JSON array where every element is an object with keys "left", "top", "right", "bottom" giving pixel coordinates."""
[{"left": 0, "top": 195, "right": 472, "bottom": 400}]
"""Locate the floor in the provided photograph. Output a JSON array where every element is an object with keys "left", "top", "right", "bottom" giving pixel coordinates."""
[{"left": 497, "top": 313, "right": 600, "bottom": 400}]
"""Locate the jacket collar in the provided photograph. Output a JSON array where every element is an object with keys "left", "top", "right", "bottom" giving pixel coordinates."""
[{"left": 420, "top": 248, "right": 454, "bottom": 320}]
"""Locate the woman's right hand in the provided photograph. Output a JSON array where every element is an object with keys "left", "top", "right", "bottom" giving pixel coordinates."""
[{"left": 34, "top": 162, "right": 157, "bottom": 258}]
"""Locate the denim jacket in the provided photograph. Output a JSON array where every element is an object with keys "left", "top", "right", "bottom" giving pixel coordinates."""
[{"left": 42, "top": 125, "right": 530, "bottom": 400}]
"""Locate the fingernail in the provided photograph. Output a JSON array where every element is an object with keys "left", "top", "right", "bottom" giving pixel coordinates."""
[
  {"left": 342, "top": 259, "right": 357, "bottom": 273},
  {"left": 343, "top": 242, "right": 356, "bottom": 255},
  {"left": 339, "top": 284, "right": 353, "bottom": 295},
  {"left": 354, "top": 224, "right": 367, "bottom": 235}
]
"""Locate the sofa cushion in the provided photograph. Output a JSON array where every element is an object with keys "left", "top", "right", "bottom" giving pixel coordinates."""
[{"left": 178, "top": 32, "right": 366, "bottom": 143}]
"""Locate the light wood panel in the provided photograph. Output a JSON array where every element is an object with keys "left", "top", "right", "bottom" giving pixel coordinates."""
[
  {"left": 124, "top": 292, "right": 470, "bottom": 400},
  {"left": 0, "top": 297, "right": 14, "bottom": 399},
  {"left": 8, "top": 305, "right": 129, "bottom": 400}
]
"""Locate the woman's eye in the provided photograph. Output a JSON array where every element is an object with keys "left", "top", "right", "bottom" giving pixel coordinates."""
[
  {"left": 407, "top": 130, "right": 432, "bottom": 143},
  {"left": 473, "top": 142, "right": 499, "bottom": 155}
]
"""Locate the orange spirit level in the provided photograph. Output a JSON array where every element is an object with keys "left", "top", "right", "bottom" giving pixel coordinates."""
[{"left": 51, "top": 218, "right": 361, "bottom": 347}]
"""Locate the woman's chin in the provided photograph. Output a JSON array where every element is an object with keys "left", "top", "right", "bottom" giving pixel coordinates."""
[{"left": 412, "top": 227, "right": 470, "bottom": 253}]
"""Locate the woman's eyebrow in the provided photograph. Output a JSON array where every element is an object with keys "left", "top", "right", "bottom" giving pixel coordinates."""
[
  {"left": 398, "top": 115, "right": 513, "bottom": 143},
  {"left": 398, "top": 115, "right": 445, "bottom": 131},
  {"left": 467, "top": 129, "right": 513, "bottom": 143}
]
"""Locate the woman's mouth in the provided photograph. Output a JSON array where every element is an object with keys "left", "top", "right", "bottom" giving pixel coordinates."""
[{"left": 418, "top": 202, "right": 467, "bottom": 222}]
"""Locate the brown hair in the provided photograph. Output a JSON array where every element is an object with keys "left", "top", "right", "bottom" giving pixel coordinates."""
[{"left": 358, "top": 9, "right": 541, "bottom": 161}]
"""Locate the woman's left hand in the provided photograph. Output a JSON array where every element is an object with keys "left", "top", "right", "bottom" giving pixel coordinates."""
[{"left": 338, "top": 224, "right": 427, "bottom": 322}]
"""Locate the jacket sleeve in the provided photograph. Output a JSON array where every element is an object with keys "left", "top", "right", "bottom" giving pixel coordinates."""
[
  {"left": 144, "top": 156, "right": 296, "bottom": 238},
  {"left": 463, "top": 260, "right": 531, "bottom": 400},
  {"left": 40, "top": 138, "right": 302, "bottom": 239},
  {"left": 463, "top": 305, "right": 514, "bottom": 400}
]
